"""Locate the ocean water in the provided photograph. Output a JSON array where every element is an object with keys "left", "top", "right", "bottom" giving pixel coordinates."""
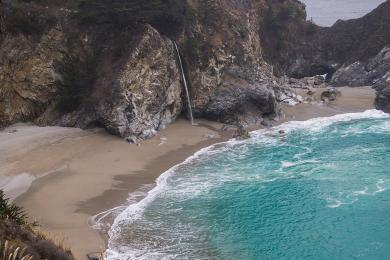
[
  {"left": 104, "top": 110, "right": 390, "bottom": 260},
  {"left": 301, "top": 0, "right": 386, "bottom": 26}
]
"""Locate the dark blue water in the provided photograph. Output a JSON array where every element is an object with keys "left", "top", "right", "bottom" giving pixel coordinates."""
[{"left": 106, "top": 110, "right": 390, "bottom": 259}]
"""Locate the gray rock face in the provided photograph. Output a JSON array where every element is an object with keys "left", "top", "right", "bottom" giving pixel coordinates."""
[
  {"left": 183, "top": 0, "right": 278, "bottom": 125},
  {"left": 52, "top": 25, "right": 183, "bottom": 139},
  {"left": 202, "top": 81, "right": 277, "bottom": 124},
  {"left": 375, "top": 82, "right": 390, "bottom": 113},
  {"left": 0, "top": 0, "right": 298, "bottom": 138},
  {"left": 0, "top": 21, "right": 182, "bottom": 139},
  {"left": 0, "top": 28, "right": 66, "bottom": 128},
  {"left": 331, "top": 47, "right": 390, "bottom": 87}
]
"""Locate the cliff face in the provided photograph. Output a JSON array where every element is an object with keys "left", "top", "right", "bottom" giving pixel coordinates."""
[
  {"left": 0, "top": 0, "right": 292, "bottom": 138},
  {"left": 259, "top": 0, "right": 390, "bottom": 113},
  {"left": 0, "top": 0, "right": 388, "bottom": 139},
  {"left": 0, "top": 27, "right": 65, "bottom": 128},
  {"left": 0, "top": 2, "right": 184, "bottom": 139},
  {"left": 258, "top": 0, "right": 390, "bottom": 75},
  {"left": 180, "top": 0, "right": 280, "bottom": 124},
  {"left": 39, "top": 25, "right": 183, "bottom": 139}
]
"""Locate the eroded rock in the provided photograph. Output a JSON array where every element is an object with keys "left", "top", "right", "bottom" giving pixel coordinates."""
[{"left": 321, "top": 88, "right": 341, "bottom": 102}]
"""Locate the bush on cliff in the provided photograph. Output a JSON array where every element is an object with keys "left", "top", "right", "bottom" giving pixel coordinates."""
[
  {"left": 0, "top": 191, "right": 74, "bottom": 260},
  {"left": 76, "top": 0, "right": 189, "bottom": 36}
]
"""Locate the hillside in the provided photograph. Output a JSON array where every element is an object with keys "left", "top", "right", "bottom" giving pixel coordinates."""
[{"left": 0, "top": 0, "right": 389, "bottom": 136}]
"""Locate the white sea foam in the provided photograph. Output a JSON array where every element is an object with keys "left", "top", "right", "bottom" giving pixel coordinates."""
[
  {"left": 257, "top": 109, "right": 389, "bottom": 136},
  {"left": 101, "top": 109, "right": 390, "bottom": 259},
  {"left": 281, "top": 159, "right": 319, "bottom": 169},
  {"left": 352, "top": 187, "right": 369, "bottom": 196},
  {"left": 327, "top": 199, "right": 343, "bottom": 208},
  {"left": 374, "top": 179, "right": 387, "bottom": 194}
]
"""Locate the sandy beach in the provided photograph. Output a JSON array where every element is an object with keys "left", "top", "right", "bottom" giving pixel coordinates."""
[{"left": 0, "top": 86, "right": 375, "bottom": 259}]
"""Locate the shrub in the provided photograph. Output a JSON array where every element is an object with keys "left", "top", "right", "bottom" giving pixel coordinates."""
[
  {"left": 183, "top": 36, "right": 201, "bottom": 63},
  {"left": 4, "top": 3, "right": 57, "bottom": 37},
  {"left": 0, "top": 191, "right": 27, "bottom": 226},
  {"left": 76, "top": 0, "right": 189, "bottom": 36}
]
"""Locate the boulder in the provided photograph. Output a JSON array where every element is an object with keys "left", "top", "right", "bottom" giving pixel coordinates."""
[
  {"left": 331, "top": 47, "right": 390, "bottom": 87},
  {"left": 321, "top": 88, "right": 341, "bottom": 102},
  {"left": 375, "top": 82, "right": 390, "bottom": 113},
  {"left": 202, "top": 81, "right": 277, "bottom": 124}
]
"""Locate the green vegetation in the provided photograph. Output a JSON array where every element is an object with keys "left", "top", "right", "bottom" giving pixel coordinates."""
[
  {"left": 76, "top": 0, "right": 190, "bottom": 36},
  {"left": 265, "top": 1, "right": 306, "bottom": 31},
  {"left": 0, "top": 191, "right": 26, "bottom": 226},
  {"left": 183, "top": 37, "right": 201, "bottom": 64},
  {"left": 0, "top": 191, "right": 74, "bottom": 259},
  {"left": 3, "top": 1, "right": 57, "bottom": 37}
]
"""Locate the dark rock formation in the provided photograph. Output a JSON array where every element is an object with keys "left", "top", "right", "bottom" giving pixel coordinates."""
[
  {"left": 0, "top": 0, "right": 292, "bottom": 138},
  {"left": 1, "top": 0, "right": 388, "bottom": 138},
  {"left": 321, "top": 88, "right": 341, "bottom": 102},
  {"left": 182, "top": 0, "right": 281, "bottom": 123},
  {"left": 260, "top": 0, "right": 390, "bottom": 81},
  {"left": 375, "top": 82, "right": 390, "bottom": 113},
  {"left": 0, "top": 3, "right": 183, "bottom": 139},
  {"left": 41, "top": 25, "right": 183, "bottom": 139},
  {"left": 331, "top": 46, "right": 390, "bottom": 87},
  {"left": 202, "top": 81, "right": 277, "bottom": 123}
]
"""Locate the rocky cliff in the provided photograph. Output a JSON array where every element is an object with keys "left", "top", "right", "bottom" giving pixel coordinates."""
[
  {"left": 0, "top": 1, "right": 185, "bottom": 140},
  {"left": 0, "top": 0, "right": 389, "bottom": 140},
  {"left": 0, "top": 0, "right": 296, "bottom": 139},
  {"left": 259, "top": 0, "right": 390, "bottom": 113}
]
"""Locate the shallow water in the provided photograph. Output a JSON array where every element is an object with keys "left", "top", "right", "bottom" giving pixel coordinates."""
[
  {"left": 105, "top": 110, "right": 390, "bottom": 259},
  {"left": 301, "top": 0, "right": 386, "bottom": 26}
]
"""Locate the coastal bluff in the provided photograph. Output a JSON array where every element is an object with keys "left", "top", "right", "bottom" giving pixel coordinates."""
[{"left": 0, "top": 0, "right": 389, "bottom": 138}]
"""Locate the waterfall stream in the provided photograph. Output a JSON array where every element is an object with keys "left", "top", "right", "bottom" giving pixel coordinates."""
[{"left": 173, "top": 41, "right": 194, "bottom": 125}]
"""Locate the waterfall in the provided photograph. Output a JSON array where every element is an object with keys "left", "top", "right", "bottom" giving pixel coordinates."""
[{"left": 173, "top": 41, "right": 194, "bottom": 125}]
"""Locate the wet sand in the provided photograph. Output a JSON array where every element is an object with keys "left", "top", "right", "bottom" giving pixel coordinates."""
[{"left": 0, "top": 86, "right": 376, "bottom": 259}]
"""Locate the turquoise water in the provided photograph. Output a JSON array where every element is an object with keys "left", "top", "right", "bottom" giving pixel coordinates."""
[{"left": 106, "top": 110, "right": 390, "bottom": 259}]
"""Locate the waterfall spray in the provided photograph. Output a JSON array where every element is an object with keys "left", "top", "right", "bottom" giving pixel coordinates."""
[{"left": 173, "top": 41, "right": 195, "bottom": 125}]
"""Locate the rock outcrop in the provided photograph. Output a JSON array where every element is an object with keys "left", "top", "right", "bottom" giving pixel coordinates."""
[
  {"left": 0, "top": 2, "right": 183, "bottom": 139},
  {"left": 375, "top": 82, "right": 390, "bottom": 113},
  {"left": 0, "top": 28, "right": 66, "bottom": 128},
  {"left": 259, "top": 0, "right": 390, "bottom": 81},
  {"left": 1, "top": 0, "right": 388, "bottom": 139},
  {"left": 182, "top": 0, "right": 281, "bottom": 125},
  {"left": 41, "top": 25, "right": 183, "bottom": 140},
  {"left": 0, "top": 0, "right": 290, "bottom": 138},
  {"left": 330, "top": 46, "right": 390, "bottom": 87}
]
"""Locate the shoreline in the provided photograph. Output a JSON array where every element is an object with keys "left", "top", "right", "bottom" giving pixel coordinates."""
[{"left": 0, "top": 86, "right": 376, "bottom": 259}]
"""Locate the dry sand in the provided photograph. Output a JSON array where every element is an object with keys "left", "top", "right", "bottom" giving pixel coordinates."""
[{"left": 0, "top": 86, "right": 376, "bottom": 259}]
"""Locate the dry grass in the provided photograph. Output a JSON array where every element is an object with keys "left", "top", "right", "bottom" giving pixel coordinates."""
[{"left": 0, "top": 240, "right": 33, "bottom": 260}]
